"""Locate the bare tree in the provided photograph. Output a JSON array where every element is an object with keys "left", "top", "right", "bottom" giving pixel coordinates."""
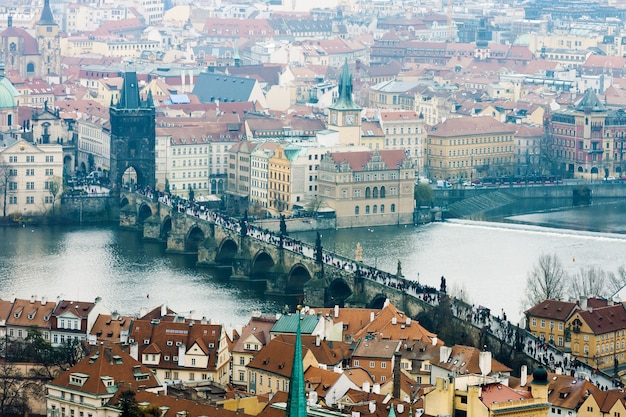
[
  {"left": 0, "top": 162, "right": 11, "bottom": 219},
  {"left": 569, "top": 266, "right": 608, "bottom": 299},
  {"left": 47, "top": 176, "right": 63, "bottom": 216},
  {"left": 607, "top": 265, "right": 626, "bottom": 298},
  {"left": 306, "top": 196, "right": 327, "bottom": 216},
  {"left": 524, "top": 253, "right": 568, "bottom": 308},
  {"left": 0, "top": 362, "right": 29, "bottom": 417}
]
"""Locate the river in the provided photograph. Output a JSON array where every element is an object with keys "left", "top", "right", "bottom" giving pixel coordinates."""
[{"left": 2, "top": 199, "right": 626, "bottom": 326}]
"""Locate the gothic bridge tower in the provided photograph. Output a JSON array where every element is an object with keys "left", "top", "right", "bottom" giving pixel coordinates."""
[{"left": 109, "top": 71, "right": 156, "bottom": 194}]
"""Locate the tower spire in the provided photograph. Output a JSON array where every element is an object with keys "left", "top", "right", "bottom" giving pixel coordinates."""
[
  {"left": 286, "top": 306, "right": 306, "bottom": 417},
  {"left": 38, "top": 0, "right": 57, "bottom": 26}
]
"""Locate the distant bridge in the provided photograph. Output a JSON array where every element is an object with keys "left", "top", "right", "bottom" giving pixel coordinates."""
[{"left": 119, "top": 191, "right": 414, "bottom": 309}]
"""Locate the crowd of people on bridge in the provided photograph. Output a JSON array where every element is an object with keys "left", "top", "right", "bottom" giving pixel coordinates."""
[{"left": 131, "top": 186, "right": 622, "bottom": 390}]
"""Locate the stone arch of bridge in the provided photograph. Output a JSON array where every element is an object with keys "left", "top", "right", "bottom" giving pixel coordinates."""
[
  {"left": 326, "top": 278, "right": 353, "bottom": 308},
  {"left": 285, "top": 263, "right": 312, "bottom": 297},
  {"left": 137, "top": 202, "right": 153, "bottom": 225},
  {"left": 368, "top": 293, "right": 387, "bottom": 309},
  {"left": 160, "top": 216, "right": 172, "bottom": 241},
  {"left": 216, "top": 238, "right": 238, "bottom": 262},
  {"left": 185, "top": 224, "right": 206, "bottom": 252},
  {"left": 251, "top": 250, "right": 275, "bottom": 280},
  {"left": 120, "top": 196, "right": 129, "bottom": 209}
]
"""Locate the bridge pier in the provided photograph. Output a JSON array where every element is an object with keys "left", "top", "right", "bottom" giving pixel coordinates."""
[{"left": 143, "top": 215, "right": 162, "bottom": 241}]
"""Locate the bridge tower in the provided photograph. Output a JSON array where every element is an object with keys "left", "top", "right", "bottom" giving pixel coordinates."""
[{"left": 109, "top": 71, "right": 156, "bottom": 194}]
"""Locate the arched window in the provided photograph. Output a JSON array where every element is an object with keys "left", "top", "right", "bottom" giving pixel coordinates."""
[
  {"left": 365, "top": 205, "right": 370, "bottom": 214},
  {"left": 380, "top": 186, "right": 386, "bottom": 198},
  {"left": 373, "top": 205, "right": 377, "bottom": 214},
  {"left": 26, "top": 62, "right": 35, "bottom": 73},
  {"left": 365, "top": 187, "right": 371, "bottom": 198},
  {"left": 391, "top": 204, "right": 396, "bottom": 213},
  {"left": 355, "top": 206, "right": 359, "bottom": 215},
  {"left": 380, "top": 204, "right": 385, "bottom": 213},
  {"left": 373, "top": 187, "right": 379, "bottom": 198}
]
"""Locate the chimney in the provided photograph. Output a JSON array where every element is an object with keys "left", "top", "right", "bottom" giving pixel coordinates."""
[
  {"left": 370, "top": 312, "right": 375, "bottom": 322},
  {"left": 368, "top": 402, "right": 376, "bottom": 414},
  {"left": 316, "top": 334, "right": 321, "bottom": 347},
  {"left": 520, "top": 365, "right": 528, "bottom": 386},
  {"left": 372, "top": 383, "right": 380, "bottom": 394},
  {"left": 30, "top": 295, "right": 36, "bottom": 304},
  {"left": 479, "top": 351, "right": 492, "bottom": 376},
  {"left": 41, "top": 296, "right": 47, "bottom": 305},
  {"left": 160, "top": 303, "right": 167, "bottom": 318},
  {"left": 362, "top": 381, "right": 370, "bottom": 392},
  {"left": 334, "top": 304, "right": 339, "bottom": 318},
  {"left": 383, "top": 299, "right": 390, "bottom": 308},
  {"left": 393, "top": 351, "right": 402, "bottom": 399},
  {"left": 440, "top": 346, "right": 452, "bottom": 363},
  {"left": 406, "top": 317, "right": 411, "bottom": 326},
  {"left": 392, "top": 317, "right": 397, "bottom": 325}
]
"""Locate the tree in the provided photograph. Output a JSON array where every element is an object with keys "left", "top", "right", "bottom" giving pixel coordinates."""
[
  {"left": 414, "top": 183, "right": 434, "bottom": 207},
  {"left": 0, "top": 362, "right": 29, "bottom": 417},
  {"left": 524, "top": 253, "right": 568, "bottom": 308},
  {"left": 0, "top": 162, "right": 11, "bottom": 219},
  {"left": 569, "top": 266, "right": 608, "bottom": 299},
  {"left": 306, "top": 196, "right": 327, "bottom": 216},
  {"left": 119, "top": 389, "right": 141, "bottom": 417},
  {"left": 47, "top": 176, "right": 63, "bottom": 216}
]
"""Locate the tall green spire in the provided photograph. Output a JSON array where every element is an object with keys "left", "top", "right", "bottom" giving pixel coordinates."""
[
  {"left": 329, "top": 58, "right": 361, "bottom": 111},
  {"left": 286, "top": 306, "right": 307, "bottom": 417},
  {"left": 388, "top": 404, "right": 397, "bottom": 417}
]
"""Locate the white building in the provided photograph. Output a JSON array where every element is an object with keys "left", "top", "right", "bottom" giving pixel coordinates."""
[{"left": 0, "top": 138, "right": 64, "bottom": 217}]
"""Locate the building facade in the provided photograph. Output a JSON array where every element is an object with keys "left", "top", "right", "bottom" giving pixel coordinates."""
[{"left": 317, "top": 149, "right": 415, "bottom": 228}]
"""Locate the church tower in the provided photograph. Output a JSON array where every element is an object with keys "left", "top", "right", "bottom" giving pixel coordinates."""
[
  {"left": 35, "top": 0, "right": 61, "bottom": 77},
  {"left": 328, "top": 58, "right": 362, "bottom": 146},
  {"left": 109, "top": 72, "right": 156, "bottom": 193},
  {"left": 285, "top": 306, "right": 307, "bottom": 417}
]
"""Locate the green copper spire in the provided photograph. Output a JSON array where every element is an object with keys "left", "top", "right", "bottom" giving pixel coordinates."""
[
  {"left": 329, "top": 58, "right": 361, "bottom": 111},
  {"left": 388, "top": 404, "right": 397, "bottom": 417},
  {"left": 286, "top": 306, "right": 306, "bottom": 417}
]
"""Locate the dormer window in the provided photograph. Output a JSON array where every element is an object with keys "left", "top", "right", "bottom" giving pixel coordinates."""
[
  {"left": 101, "top": 376, "right": 114, "bottom": 387},
  {"left": 70, "top": 372, "right": 88, "bottom": 386},
  {"left": 173, "top": 356, "right": 179, "bottom": 361},
  {"left": 144, "top": 339, "right": 150, "bottom": 345},
  {"left": 167, "top": 341, "right": 173, "bottom": 346}
]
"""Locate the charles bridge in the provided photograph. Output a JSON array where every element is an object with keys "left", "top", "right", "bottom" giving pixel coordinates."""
[
  {"left": 118, "top": 190, "right": 623, "bottom": 384},
  {"left": 120, "top": 190, "right": 401, "bottom": 311}
]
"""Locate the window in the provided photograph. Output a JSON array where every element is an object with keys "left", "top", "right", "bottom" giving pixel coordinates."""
[
  {"left": 391, "top": 204, "right": 395, "bottom": 213},
  {"left": 541, "top": 319, "right": 546, "bottom": 328},
  {"left": 355, "top": 206, "right": 359, "bottom": 215},
  {"left": 381, "top": 362, "right": 386, "bottom": 368},
  {"left": 26, "top": 156, "right": 34, "bottom": 162},
  {"left": 531, "top": 318, "right": 537, "bottom": 326},
  {"left": 26, "top": 169, "right": 34, "bottom": 176},
  {"left": 26, "top": 196, "right": 35, "bottom": 204},
  {"left": 370, "top": 361, "right": 375, "bottom": 368},
  {"left": 354, "top": 360, "right": 359, "bottom": 366},
  {"left": 26, "top": 182, "right": 35, "bottom": 190},
  {"left": 46, "top": 155, "right": 54, "bottom": 162}
]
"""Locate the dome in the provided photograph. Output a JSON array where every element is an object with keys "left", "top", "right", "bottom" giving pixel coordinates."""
[
  {"left": 0, "top": 76, "right": 18, "bottom": 109},
  {"left": 532, "top": 366, "right": 549, "bottom": 384}
]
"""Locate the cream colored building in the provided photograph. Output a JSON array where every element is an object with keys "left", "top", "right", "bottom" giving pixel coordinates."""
[
  {"left": 317, "top": 149, "right": 415, "bottom": 228},
  {"left": 379, "top": 110, "right": 427, "bottom": 175},
  {"left": 250, "top": 142, "right": 279, "bottom": 212},
  {"left": 61, "top": 37, "right": 160, "bottom": 59},
  {"left": 426, "top": 116, "right": 517, "bottom": 182},
  {"left": 0, "top": 138, "right": 64, "bottom": 217}
]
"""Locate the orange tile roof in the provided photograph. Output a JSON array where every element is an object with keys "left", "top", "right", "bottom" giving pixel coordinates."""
[
  {"left": 480, "top": 382, "right": 533, "bottom": 407},
  {"left": 7, "top": 297, "right": 56, "bottom": 329},
  {"left": 49, "top": 344, "right": 161, "bottom": 395},
  {"left": 428, "top": 116, "right": 517, "bottom": 137},
  {"left": 247, "top": 338, "right": 314, "bottom": 378},
  {"left": 327, "top": 149, "right": 408, "bottom": 172},
  {"left": 524, "top": 299, "right": 579, "bottom": 321}
]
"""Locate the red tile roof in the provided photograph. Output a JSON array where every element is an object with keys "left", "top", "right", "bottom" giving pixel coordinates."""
[
  {"left": 524, "top": 299, "right": 579, "bottom": 321},
  {"left": 48, "top": 344, "right": 161, "bottom": 395},
  {"left": 327, "top": 149, "right": 408, "bottom": 172},
  {"left": 0, "top": 27, "right": 38, "bottom": 55},
  {"left": 428, "top": 116, "right": 517, "bottom": 137}
]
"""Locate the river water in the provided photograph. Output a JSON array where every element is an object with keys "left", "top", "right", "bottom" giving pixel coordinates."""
[{"left": 2, "top": 199, "right": 626, "bottom": 326}]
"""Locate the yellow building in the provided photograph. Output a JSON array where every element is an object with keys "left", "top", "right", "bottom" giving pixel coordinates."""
[
  {"left": 524, "top": 299, "right": 578, "bottom": 348},
  {"left": 425, "top": 369, "right": 550, "bottom": 417},
  {"left": 268, "top": 144, "right": 301, "bottom": 215},
  {"left": 426, "top": 116, "right": 517, "bottom": 182},
  {"left": 567, "top": 303, "right": 626, "bottom": 371}
]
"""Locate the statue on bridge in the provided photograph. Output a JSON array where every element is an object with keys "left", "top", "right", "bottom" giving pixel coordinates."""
[
  {"left": 315, "top": 232, "right": 323, "bottom": 264},
  {"left": 240, "top": 210, "right": 248, "bottom": 238}
]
